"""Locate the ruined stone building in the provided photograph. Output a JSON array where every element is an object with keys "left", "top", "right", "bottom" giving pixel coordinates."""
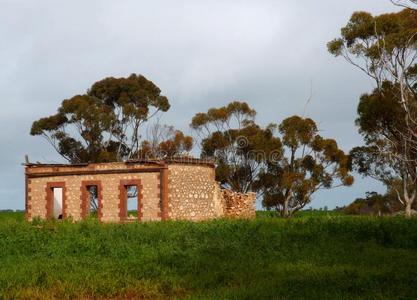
[{"left": 24, "top": 158, "right": 256, "bottom": 222}]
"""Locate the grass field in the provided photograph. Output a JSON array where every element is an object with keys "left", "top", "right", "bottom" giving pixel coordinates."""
[{"left": 1, "top": 212, "right": 417, "bottom": 299}]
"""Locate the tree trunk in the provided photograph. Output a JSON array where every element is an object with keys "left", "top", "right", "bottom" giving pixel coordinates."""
[
  {"left": 403, "top": 186, "right": 416, "bottom": 218},
  {"left": 405, "top": 200, "right": 412, "bottom": 218},
  {"left": 283, "top": 196, "right": 292, "bottom": 218},
  {"left": 283, "top": 200, "right": 288, "bottom": 218}
]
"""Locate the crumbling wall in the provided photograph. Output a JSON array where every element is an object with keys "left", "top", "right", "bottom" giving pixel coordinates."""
[
  {"left": 221, "top": 189, "right": 256, "bottom": 219},
  {"left": 212, "top": 182, "right": 225, "bottom": 217}
]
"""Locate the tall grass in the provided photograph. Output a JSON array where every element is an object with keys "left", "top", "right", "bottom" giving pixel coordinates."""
[{"left": 0, "top": 212, "right": 417, "bottom": 299}]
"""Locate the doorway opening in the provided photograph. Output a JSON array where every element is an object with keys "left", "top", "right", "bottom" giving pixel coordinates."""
[
  {"left": 52, "top": 187, "right": 63, "bottom": 219},
  {"left": 46, "top": 182, "right": 66, "bottom": 220}
]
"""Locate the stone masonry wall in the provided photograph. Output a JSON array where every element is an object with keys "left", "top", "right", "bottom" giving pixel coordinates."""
[
  {"left": 212, "top": 183, "right": 225, "bottom": 218},
  {"left": 221, "top": 189, "right": 256, "bottom": 219},
  {"left": 26, "top": 161, "right": 256, "bottom": 222},
  {"left": 27, "top": 171, "right": 161, "bottom": 222},
  {"left": 167, "top": 164, "right": 218, "bottom": 221}
]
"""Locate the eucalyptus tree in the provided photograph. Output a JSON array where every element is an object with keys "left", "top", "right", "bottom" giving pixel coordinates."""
[
  {"left": 192, "top": 103, "right": 352, "bottom": 217},
  {"left": 258, "top": 116, "right": 353, "bottom": 217},
  {"left": 31, "top": 74, "right": 170, "bottom": 163},
  {"left": 328, "top": 9, "right": 417, "bottom": 216},
  {"left": 191, "top": 101, "right": 281, "bottom": 193}
]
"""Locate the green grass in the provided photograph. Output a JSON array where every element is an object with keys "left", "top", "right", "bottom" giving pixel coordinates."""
[{"left": 1, "top": 212, "right": 417, "bottom": 299}]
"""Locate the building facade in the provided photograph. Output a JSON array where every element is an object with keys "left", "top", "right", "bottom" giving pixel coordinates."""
[{"left": 24, "top": 158, "right": 256, "bottom": 222}]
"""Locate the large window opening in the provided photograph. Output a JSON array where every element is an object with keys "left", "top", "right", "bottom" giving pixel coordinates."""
[
  {"left": 126, "top": 185, "right": 138, "bottom": 221},
  {"left": 52, "top": 187, "right": 63, "bottom": 219}
]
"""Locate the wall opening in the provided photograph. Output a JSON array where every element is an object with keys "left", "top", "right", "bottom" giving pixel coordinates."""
[
  {"left": 126, "top": 185, "right": 138, "bottom": 221},
  {"left": 46, "top": 182, "right": 66, "bottom": 219},
  {"left": 87, "top": 185, "right": 98, "bottom": 217},
  {"left": 119, "top": 180, "right": 141, "bottom": 222},
  {"left": 52, "top": 187, "right": 63, "bottom": 219},
  {"left": 80, "top": 181, "right": 102, "bottom": 220}
]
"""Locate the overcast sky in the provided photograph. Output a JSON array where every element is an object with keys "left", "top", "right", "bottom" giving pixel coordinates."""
[{"left": 0, "top": 0, "right": 400, "bottom": 210}]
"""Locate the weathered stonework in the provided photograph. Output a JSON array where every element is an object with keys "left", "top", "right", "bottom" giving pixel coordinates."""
[
  {"left": 222, "top": 189, "right": 257, "bottom": 219},
  {"left": 167, "top": 164, "right": 218, "bottom": 221},
  {"left": 25, "top": 159, "right": 256, "bottom": 222}
]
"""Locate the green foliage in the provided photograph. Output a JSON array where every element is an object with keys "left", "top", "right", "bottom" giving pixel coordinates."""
[
  {"left": 327, "top": 8, "right": 417, "bottom": 104},
  {"left": 349, "top": 82, "right": 414, "bottom": 184},
  {"left": 191, "top": 101, "right": 281, "bottom": 193},
  {"left": 344, "top": 192, "right": 401, "bottom": 215},
  {"left": 356, "top": 82, "right": 407, "bottom": 142},
  {"left": 31, "top": 74, "right": 171, "bottom": 163},
  {"left": 191, "top": 103, "right": 352, "bottom": 215},
  {"left": 260, "top": 116, "right": 353, "bottom": 217},
  {"left": 1, "top": 212, "right": 417, "bottom": 299},
  {"left": 329, "top": 8, "right": 417, "bottom": 216},
  {"left": 345, "top": 179, "right": 417, "bottom": 216},
  {"left": 328, "top": 9, "right": 417, "bottom": 66},
  {"left": 191, "top": 101, "right": 256, "bottom": 131}
]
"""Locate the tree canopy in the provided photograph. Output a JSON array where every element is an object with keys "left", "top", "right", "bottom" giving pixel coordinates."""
[
  {"left": 328, "top": 8, "right": 417, "bottom": 216},
  {"left": 191, "top": 103, "right": 352, "bottom": 216},
  {"left": 259, "top": 116, "right": 353, "bottom": 217},
  {"left": 31, "top": 74, "right": 172, "bottom": 163},
  {"left": 137, "top": 123, "right": 193, "bottom": 159},
  {"left": 328, "top": 9, "right": 417, "bottom": 90},
  {"left": 191, "top": 101, "right": 281, "bottom": 193}
]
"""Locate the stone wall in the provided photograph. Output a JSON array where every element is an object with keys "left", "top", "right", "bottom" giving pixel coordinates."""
[
  {"left": 167, "top": 164, "right": 218, "bottom": 221},
  {"left": 165, "top": 163, "right": 257, "bottom": 220},
  {"left": 27, "top": 164, "right": 161, "bottom": 222},
  {"left": 25, "top": 160, "right": 257, "bottom": 222},
  {"left": 212, "top": 183, "right": 225, "bottom": 217},
  {"left": 221, "top": 189, "right": 256, "bottom": 219}
]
